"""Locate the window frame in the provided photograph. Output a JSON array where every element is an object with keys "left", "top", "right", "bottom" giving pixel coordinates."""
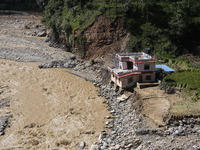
[{"left": 145, "top": 75, "right": 151, "bottom": 80}]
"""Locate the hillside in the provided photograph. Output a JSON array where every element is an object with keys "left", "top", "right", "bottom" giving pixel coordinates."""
[
  {"left": 41, "top": 0, "right": 200, "bottom": 60},
  {"left": 1, "top": 0, "right": 199, "bottom": 60}
]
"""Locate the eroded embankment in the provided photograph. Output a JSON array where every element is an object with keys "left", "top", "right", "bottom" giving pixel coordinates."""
[
  {"left": 0, "top": 59, "right": 110, "bottom": 149},
  {"left": 83, "top": 15, "right": 129, "bottom": 62},
  {"left": 1, "top": 11, "right": 200, "bottom": 150}
]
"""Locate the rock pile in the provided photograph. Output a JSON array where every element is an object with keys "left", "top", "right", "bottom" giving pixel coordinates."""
[
  {"left": 91, "top": 83, "right": 200, "bottom": 150},
  {"left": 91, "top": 84, "right": 142, "bottom": 150},
  {"left": 0, "top": 116, "right": 11, "bottom": 136}
]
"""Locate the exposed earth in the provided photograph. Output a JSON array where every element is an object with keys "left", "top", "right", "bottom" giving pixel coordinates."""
[{"left": 135, "top": 87, "right": 182, "bottom": 127}]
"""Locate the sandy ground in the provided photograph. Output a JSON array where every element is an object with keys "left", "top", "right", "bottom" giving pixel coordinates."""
[{"left": 0, "top": 59, "right": 109, "bottom": 150}]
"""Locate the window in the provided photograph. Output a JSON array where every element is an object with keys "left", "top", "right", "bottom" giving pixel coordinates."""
[
  {"left": 145, "top": 75, "right": 151, "bottom": 80},
  {"left": 128, "top": 77, "right": 133, "bottom": 83},
  {"left": 127, "top": 61, "right": 133, "bottom": 69},
  {"left": 144, "top": 64, "right": 150, "bottom": 70}
]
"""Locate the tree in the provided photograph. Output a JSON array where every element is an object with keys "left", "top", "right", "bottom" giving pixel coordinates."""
[{"left": 62, "top": 19, "right": 72, "bottom": 45}]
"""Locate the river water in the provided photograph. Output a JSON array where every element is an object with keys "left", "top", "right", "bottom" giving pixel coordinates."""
[
  {"left": 0, "top": 13, "right": 109, "bottom": 149},
  {"left": 0, "top": 59, "right": 109, "bottom": 149}
]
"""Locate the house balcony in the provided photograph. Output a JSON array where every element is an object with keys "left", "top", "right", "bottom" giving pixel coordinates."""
[{"left": 108, "top": 66, "right": 141, "bottom": 78}]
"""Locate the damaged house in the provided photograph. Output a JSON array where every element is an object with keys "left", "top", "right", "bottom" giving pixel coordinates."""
[{"left": 108, "top": 52, "right": 157, "bottom": 89}]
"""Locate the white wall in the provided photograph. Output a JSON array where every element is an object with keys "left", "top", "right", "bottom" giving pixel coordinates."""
[{"left": 119, "top": 61, "right": 128, "bottom": 70}]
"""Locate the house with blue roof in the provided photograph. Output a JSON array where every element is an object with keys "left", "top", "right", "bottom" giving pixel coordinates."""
[
  {"left": 108, "top": 53, "right": 175, "bottom": 89},
  {"left": 155, "top": 64, "right": 175, "bottom": 72},
  {"left": 108, "top": 52, "right": 158, "bottom": 89}
]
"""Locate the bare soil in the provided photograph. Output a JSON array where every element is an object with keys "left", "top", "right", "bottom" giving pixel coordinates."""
[
  {"left": 83, "top": 15, "right": 130, "bottom": 66},
  {"left": 135, "top": 87, "right": 182, "bottom": 127}
]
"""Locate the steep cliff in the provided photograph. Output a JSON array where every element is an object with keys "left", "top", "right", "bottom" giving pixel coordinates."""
[{"left": 83, "top": 15, "right": 129, "bottom": 61}]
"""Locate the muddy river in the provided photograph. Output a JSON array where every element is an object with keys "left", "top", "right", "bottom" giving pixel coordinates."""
[
  {"left": 0, "top": 59, "right": 109, "bottom": 150},
  {"left": 0, "top": 12, "right": 109, "bottom": 150}
]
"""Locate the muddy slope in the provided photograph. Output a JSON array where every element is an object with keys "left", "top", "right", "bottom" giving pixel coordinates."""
[{"left": 83, "top": 15, "right": 130, "bottom": 62}]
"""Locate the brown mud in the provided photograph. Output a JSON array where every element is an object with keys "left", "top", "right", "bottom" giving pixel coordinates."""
[{"left": 78, "top": 15, "right": 129, "bottom": 66}]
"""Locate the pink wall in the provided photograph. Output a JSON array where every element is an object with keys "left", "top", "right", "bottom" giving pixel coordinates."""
[
  {"left": 141, "top": 72, "right": 156, "bottom": 83},
  {"left": 111, "top": 75, "right": 122, "bottom": 87},
  {"left": 118, "top": 61, "right": 156, "bottom": 72},
  {"left": 134, "top": 62, "right": 155, "bottom": 72},
  {"left": 111, "top": 72, "right": 156, "bottom": 88}
]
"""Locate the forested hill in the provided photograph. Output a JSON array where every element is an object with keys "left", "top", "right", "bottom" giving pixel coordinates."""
[
  {"left": 42, "top": 0, "right": 200, "bottom": 59},
  {"left": 1, "top": 0, "right": 200, "bottom": 59}
]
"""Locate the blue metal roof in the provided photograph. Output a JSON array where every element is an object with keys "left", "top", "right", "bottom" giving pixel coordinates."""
[{"left": 155, "top": 64, "right": 175, "bottom": 72}]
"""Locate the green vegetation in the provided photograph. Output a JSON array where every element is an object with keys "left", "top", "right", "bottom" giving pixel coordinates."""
[
  {"left": 163, "top": 71, "right": 200, "bottom": 90},
  {"left": 158, "top": 55, "right": 190, "bottom": 71},
  {"left": 1, "top": 0, "right": 200, "bottom": 57},
  {"left": 41, "top": 0, "right": 200, "bottom": 57},
  {"left": 161, "top": 71, "right": 200, "bottom": 117}
]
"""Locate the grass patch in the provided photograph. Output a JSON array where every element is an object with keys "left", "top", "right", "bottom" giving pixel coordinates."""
[
  {"left": 162, "top": 71, "right": 200, "bottom": 117},
  {"left": 169, "top": 99, "right": 200, "bottom": 117},
  {"left": 157, "top": 55, "right": 190, "bottom": 71},
  {"left": 163, "top": 72, "right": 200, "bottom": 89}
]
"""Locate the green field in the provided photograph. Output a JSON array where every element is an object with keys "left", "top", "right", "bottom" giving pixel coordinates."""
[
  {"left": 163, "top": 71, "right": 200, "bottom": 89},
  {"left": 163, "top": 71, "right": 200, "bottom": 116}
]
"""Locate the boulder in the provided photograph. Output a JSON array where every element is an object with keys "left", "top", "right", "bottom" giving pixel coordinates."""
[
  {"left": 37, "top": 31, "right": 47, "bottom": 37},
  {"left": 77, "top": 141, "right": 86, "bottom": 149},
  {"left": 117, "top": 94, "right": 128, "bottom": 102}
]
